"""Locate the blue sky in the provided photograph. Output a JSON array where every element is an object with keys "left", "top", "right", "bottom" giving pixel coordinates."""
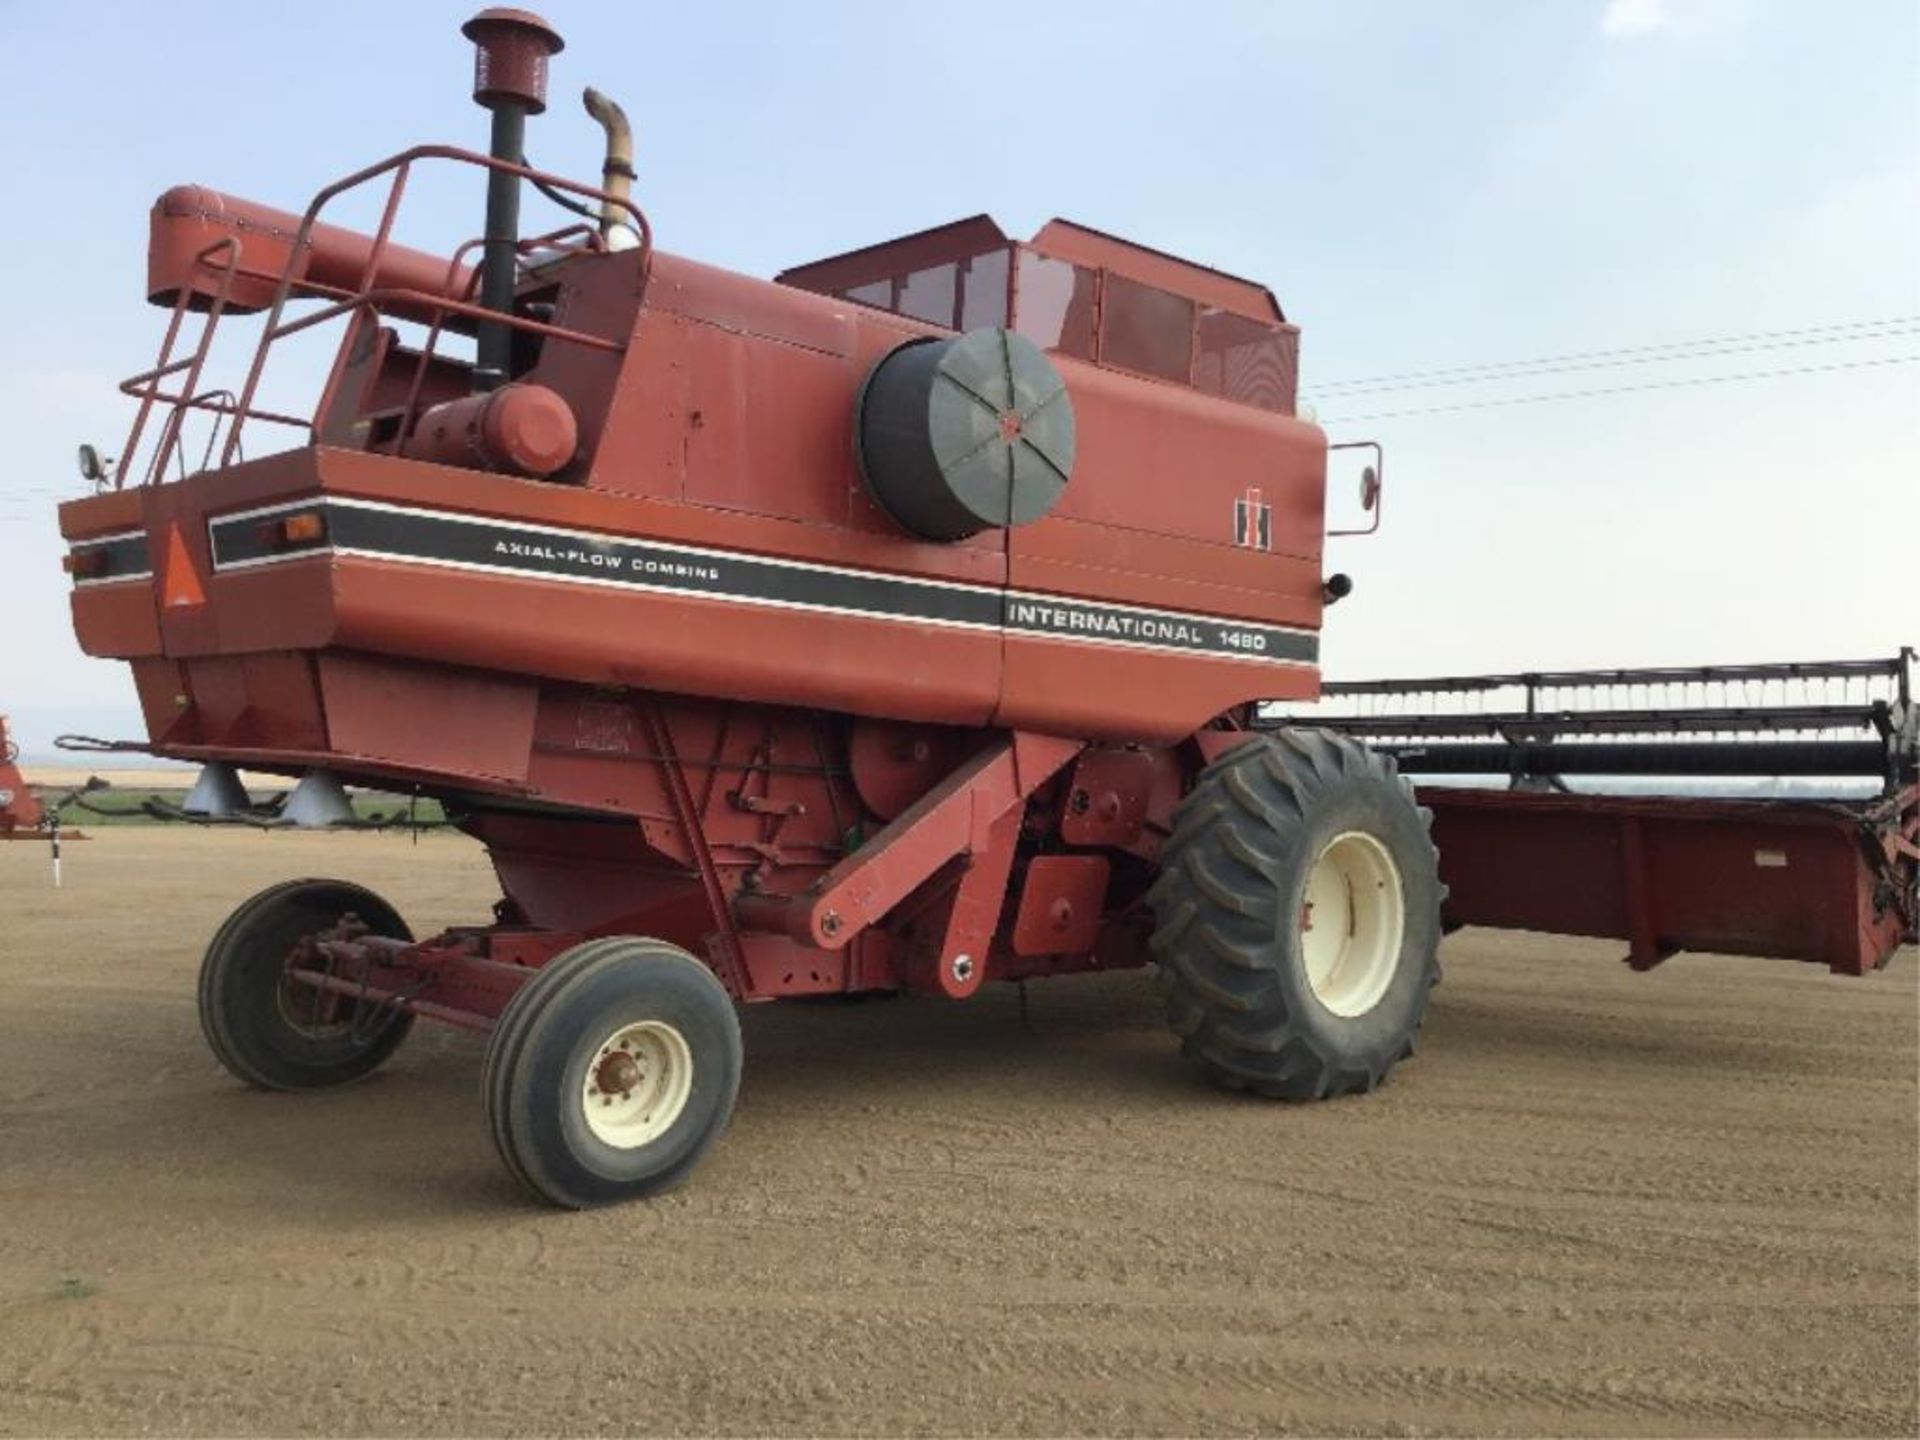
[{"left": 1, "top": 0, "right": 1914, "bottom": 752}]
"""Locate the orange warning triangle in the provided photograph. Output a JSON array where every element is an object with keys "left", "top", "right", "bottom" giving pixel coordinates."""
[{"left": 160, "top": 521, "right": 206, "bottom": 608}]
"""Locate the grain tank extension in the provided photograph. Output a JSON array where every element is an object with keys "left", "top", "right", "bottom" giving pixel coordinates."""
[{"left": 53, "top": 12, "right": 1915, "bottom": 1206}]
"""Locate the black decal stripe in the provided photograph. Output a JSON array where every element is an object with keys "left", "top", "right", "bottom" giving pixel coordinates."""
[
  {"left": 1005, "top": 593, "right": 1317, "bottom": 664},
  {"left": 207, "top": 515, "right": 280, "bottom": 568},
  {"left": 69, "top": 532, "right": 153, "bottom": 583},
  {"left": 328, "top": 504, "right": 1003, "bottom": 629},
  {"left": 208, "top": 499, "right": 1317, "bottom": 665}
]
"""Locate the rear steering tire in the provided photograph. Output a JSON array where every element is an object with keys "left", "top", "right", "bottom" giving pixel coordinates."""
[
  {"left": 483, "top": 937, "right": 743, "bottom": 1209},
  {"left": 198, "top": 878, "right": 416, "bottom": 1090},
  {"left": 1148, "top": 730, "right": 1442, "bottom": 1099}
]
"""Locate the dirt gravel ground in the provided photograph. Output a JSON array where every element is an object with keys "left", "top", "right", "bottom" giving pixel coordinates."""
[{"left": 1, "top": 828, "right": 1914, "bottom": 1437}]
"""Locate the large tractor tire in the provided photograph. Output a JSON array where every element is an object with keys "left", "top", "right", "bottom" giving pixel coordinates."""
[
  {"left": 483, "top": 937, "right": 743, "bottom": 1209},
  {"left": 1148, "top": 730, "right": 1442, "bottom": 1099},
  {"left": 199, "top": 878, "right": 416, "bottom": 1090}
]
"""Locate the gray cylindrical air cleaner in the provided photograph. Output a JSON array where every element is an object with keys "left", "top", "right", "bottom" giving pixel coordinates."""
[{"left": 857, "top": 327, "right": 1076, "bottom": 542}]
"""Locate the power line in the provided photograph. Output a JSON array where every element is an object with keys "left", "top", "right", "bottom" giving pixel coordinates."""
[
  {"left": 1317, "top": 352, "right": 1919, "bottom": 425},
  {"left": 1307, "top": 322, "right": 1917, "bottom": 398},
  {"left": 1305, "top": 316, "right": 1919, "bottom": 396}
]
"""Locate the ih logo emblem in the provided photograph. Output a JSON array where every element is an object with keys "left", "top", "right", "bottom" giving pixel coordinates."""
[{"left": 1234, "top": 487, "right": 1272, "bottom": 551}]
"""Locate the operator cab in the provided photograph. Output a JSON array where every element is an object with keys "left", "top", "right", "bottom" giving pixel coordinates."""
[{"left": 777, "top": 216, "right": 1300, "bottom": 416}]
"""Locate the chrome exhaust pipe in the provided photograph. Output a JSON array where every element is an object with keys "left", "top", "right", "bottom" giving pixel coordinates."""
[{"left": 582, "top": 86, "right": 637, "bottom": 250}]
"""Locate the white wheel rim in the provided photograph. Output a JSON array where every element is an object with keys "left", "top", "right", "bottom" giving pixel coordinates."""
[
  {"left": 1300, "top": 830, "right": 1406, "bottom": 1018},
  {"left": 581, "top": 1020, "right": 694, "bottom": 1149}
]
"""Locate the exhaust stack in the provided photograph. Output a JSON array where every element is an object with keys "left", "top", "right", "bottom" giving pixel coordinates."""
[
  {"left": 461, "top": 8, "right": 565, "bottom": 392},
  {"left": 582, "top": 87, "right": 637, "bottom": 250}
]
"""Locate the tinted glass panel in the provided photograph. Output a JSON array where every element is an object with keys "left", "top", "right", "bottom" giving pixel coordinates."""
[
  {"left": 1100, "top": 275, "right": 1194, "bottom": 382},
  {"left": 844, "top": 279, "right": 891, "bottom": 308},
  {"left": 1194, "top": 310, "right": 1296, "bottom": 413},
  {"left": 899, "top": 263, "right": 958, "bottom": 326},
  {"left": 959, "top": 247, "right": 1010, "bottom": 329},
  {"left": 1013, "top": 252, "right": 1097, "bottom": 360}
]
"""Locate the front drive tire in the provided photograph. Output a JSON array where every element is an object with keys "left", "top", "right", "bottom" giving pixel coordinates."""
[
  {"left": 483, "top": 937, "right": 743, "bottom": 1209},
  {"left": 198, "top": 878, "right": 416, "bottom": 1091},
  {"left": 1149, "top": 730, "right": 1442, "bottom": 1099}
]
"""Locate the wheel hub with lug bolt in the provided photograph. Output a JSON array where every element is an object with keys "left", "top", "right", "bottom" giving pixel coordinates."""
[
  {"left": 579, "top": 1019, "right": 695, "bottom": 1148},
  {"left": 1300, "top": 830, "right": 1407, "bottom": 1018},
  {"left": 592, "top": 1046, "right": 642, "bottom": 1101}
]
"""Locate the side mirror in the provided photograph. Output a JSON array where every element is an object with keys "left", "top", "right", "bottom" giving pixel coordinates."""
[{"left": 1327, "top": 441, "right": 1384, "bottom": 538}]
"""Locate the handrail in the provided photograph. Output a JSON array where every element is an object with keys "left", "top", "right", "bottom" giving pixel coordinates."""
[
  {"left": 223, "top": 143, "right": 651, "bottom": 468},
  {"left": 113, "top": 144, "right": 653, "bottom": 486},
  {"left": 118, "top": 238, "right": 240, "bottom": 488},
  {"left": 388, "top": 221, "right": 597, "bottom": 455},
  {"left": 272, "top": 285, "right": 628, "bottom": 352}
]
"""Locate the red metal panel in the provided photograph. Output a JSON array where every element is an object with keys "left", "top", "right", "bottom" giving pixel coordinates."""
[
  {"left": 1426, "top": 788, "right": 1914, "bottom": 975},
  {"left": 330, "top": 559, "right": 1008, "bottom": 729},
  {"left": 1059, "top": 750, "right": 1158, "bottom": 848},
  {"left": 735, "top": 933, "right": 853, "bottom": 997},
  {"left": 319, "top": 652, "right": 536, "bottom": 784},
  {"left": 1027, "top": 219, "right": 1284, "bottom": 324},
  {"left": 69, "top": 584, "right": 161, "bottom": 660},
  {"left": 1011, "top": 856, "right": 1110, "bottom": 956},
  {"left": 468, "top": 811, "right": 711, "bottom": 937},
  {"left": 775, "top": 215, "right": 1012, "bottom": 299},
  {"left": 679, "top": 321, "right": 865, "bottom": 525},
  {"left": 747, "top": 732, "right": 1082, "bottom": 952},
  {"left": 848, "top": 718, "right": 972, "bottom": 820},
  {"left": 996, "top": 637, "right": 1316, "bottom": 741},
  {"left": 1010, "top": 523, "right": 1325, "bottom": 627},
  {"left": 1026, "top": 359, "right": 1325, "bottom": 554}
]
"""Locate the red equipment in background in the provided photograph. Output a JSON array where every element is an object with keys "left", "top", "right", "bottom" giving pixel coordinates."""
[
  {"left": 48, "top": 10, "right": 1915, "bottom": 1206},
  {"left": 0, "top": 716, "right": 45, "bottom": 837}
]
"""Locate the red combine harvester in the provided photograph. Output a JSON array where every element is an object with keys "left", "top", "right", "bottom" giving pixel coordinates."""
[
  {"left": 54, "top": 12, "right": 1914, "bottom": 1206},
  {"left": 0, "top": 716, "right": 45, "bottom": 837}
]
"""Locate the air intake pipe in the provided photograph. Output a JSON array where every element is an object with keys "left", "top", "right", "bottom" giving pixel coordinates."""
[{"left": 461, "top": 8, "right": 565, "bottom": 393}]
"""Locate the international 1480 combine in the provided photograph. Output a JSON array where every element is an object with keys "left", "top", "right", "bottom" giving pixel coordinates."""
[{"left": 54, "top": 13, "right": 1915, "bottom": 1206}]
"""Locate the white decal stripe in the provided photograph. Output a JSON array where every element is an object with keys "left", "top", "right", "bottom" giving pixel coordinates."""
[
  {"left": 324, "top": 546, "right": 1002, "bottom": 632},
  {"left": 1009, "top": 628, "right": 1313, "bottom": 667},
  {"left": 211, "top": 550, "right": 332, "bottom": 574},
  {"left": 206, "top": 497, "right": 1320, "bottom": 663},
  {"left": 214, "top": 496, "right": 1002, "bottom": 597},
  {"left": 1004, "top": 587, "right": 1311, "bottom": 636}
]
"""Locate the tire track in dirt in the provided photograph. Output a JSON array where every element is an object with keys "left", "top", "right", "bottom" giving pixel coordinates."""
[{"left": 0, "top": 830, "right": 1913, "bottom": 1437}]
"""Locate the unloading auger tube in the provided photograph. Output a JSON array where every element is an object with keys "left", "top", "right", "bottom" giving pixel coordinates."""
[{"left": 48, "top": 6, "right": 1916, "bottom": 1206}]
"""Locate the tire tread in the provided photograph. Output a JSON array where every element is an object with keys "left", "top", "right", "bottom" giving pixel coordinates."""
[{"left": 1151, "top": 732, "right": 1441, "bottom": 1100}]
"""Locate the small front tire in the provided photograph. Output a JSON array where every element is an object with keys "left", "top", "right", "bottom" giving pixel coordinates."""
[
  {"left": 198, "top": 878, "right": 416, "bottom": 1091},
  {"left": 483, "top": 937, "right": 742, "bottom": 1209}
]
